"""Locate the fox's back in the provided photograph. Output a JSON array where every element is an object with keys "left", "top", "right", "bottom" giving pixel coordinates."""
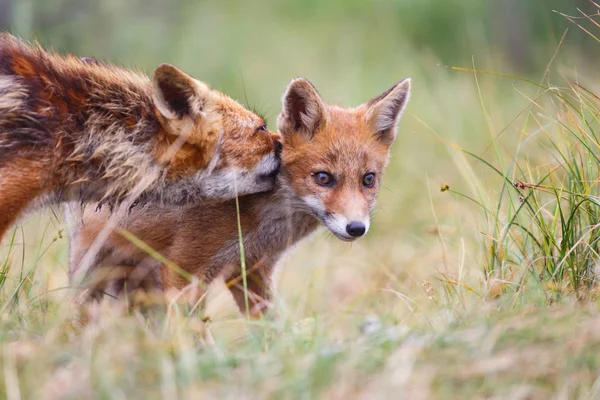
[{"left": 0, "top": 34, "right": 156, "bottom": 161}]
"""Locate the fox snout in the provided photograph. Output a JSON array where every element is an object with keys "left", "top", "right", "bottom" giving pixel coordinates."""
[
  {"left": 255, "top": 134, "right": 282, "bottom": 180},
  {"left": 267, "top": 136, "right": 283, "bottom": 176},
  {"left": 323, "top": 211, "right": 370, "bottom": 242},
  {"left": 274, "top": 140, "right": 283, "bottom": 158}
]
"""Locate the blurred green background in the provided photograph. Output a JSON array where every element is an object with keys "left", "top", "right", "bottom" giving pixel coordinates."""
[
  {"left": 0, "top": 0, "right": 595, "bottom": 96},
  {"left": 0, "top": 0, "right": 595, "bottom": 129}
]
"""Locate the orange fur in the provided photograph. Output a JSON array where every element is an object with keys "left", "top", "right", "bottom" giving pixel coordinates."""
[{"left": 0, "top": 153, "right": 52, "bottom": 238}]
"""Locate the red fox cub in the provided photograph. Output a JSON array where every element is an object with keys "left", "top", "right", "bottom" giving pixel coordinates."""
[
  {"left": 0, "top": 34, "right": 281, "bottom": 241},
  {"left": 68, "top": 77, "right": 411, "bottom": 316}
]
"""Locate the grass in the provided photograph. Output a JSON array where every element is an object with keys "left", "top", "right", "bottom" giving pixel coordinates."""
[
  {"left": 469, "top": 66, "right": 600, "bottom": 298},
  {"left": 3, "top": 2, "right": 600, "bottom": 399}
]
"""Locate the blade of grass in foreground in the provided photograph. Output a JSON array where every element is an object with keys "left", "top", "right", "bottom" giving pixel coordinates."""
[
  {"left": 235, "top": 192, "right": 250, "bottom": 319},
  {"left": 0, "top": 228, "right": 18, "bottom": 291}
]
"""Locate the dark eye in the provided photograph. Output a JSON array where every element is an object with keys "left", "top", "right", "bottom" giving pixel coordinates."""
[
  {"left": 256, "top": 124, "right": 267, "bottom": 133},
  {"left": 313, "top": 171, "right": 334, "bottom": 187},
  {"left": 363, "top": 173, "right": 376, "bottom": 188}
]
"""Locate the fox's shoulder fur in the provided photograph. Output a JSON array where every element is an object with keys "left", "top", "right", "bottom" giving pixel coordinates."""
[
  {"left": 68, "top": 77, "right": 411, "bottom": 316},
  {"left": 0, "top": 33, "right": 280, "bottom": 240}
]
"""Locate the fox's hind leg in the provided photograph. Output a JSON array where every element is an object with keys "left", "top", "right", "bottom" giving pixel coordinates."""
[{"left": 0, "top": 156, "right": 49, "bottom": 242}]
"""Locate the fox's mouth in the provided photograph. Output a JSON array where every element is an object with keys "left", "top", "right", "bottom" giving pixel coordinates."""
[{"left": 330, "top": 231, "right": 358, "bottom": 242}]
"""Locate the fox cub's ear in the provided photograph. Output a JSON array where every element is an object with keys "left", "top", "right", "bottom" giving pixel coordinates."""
[
  {"left": 366, "top": 79, "right": 411, "bottom": 146},
  {"left": 277, "top": 77, "right": 326, "bottom": 140},
  {"left": 152, "top": 64, "right": 213, "bottom": 121}
]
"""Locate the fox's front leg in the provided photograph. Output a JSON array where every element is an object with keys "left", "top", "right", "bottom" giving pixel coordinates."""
[
  {"left": 0, "top": 156, "right": 49, "bottom": 241},
  {"left": 225, "top": 266, "right": 274, "bottom": 318}
]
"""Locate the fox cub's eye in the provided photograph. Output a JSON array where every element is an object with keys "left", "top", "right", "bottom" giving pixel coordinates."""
[
  {"left": 363, "top": 173, "right": 376, "bottom": 188},
  {"left": 313, "top": 172, "right": 334, "bottom": 187}
]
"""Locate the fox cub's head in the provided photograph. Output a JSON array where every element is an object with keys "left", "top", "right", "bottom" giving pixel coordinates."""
[
  {"left": 151, "top": 64, "right": 281, "bottom": 203},
  {"left": 277, "top": 78, "right": 410, "bottom": 241}
]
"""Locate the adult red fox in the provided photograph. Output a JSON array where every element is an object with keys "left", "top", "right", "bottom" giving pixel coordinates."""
[
  {"left": 68, "top": 77, "right": 411, "bottom": 316},
  {"left": 0, "top": 33, "right": 281, "bottom": 241}
]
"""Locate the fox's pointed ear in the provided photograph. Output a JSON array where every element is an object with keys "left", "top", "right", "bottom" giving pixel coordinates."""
[
  {"left": 152, "top": 64, "right": 213, "bottom": 121},
  {"left": 277, "top": 78, "right": 326, "bottom": 140},
  {"left": 366, "top": 79, "right": 411, "bottom": 146}
]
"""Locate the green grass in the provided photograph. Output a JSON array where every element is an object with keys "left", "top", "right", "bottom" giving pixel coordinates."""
[{"left": 3, "top": 1, "right": 600, "bottom": 399}]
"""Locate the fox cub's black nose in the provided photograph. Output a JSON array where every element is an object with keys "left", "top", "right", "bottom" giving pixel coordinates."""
[{"left": 346, "top": 221, "right": 366, "bottom": 237}]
